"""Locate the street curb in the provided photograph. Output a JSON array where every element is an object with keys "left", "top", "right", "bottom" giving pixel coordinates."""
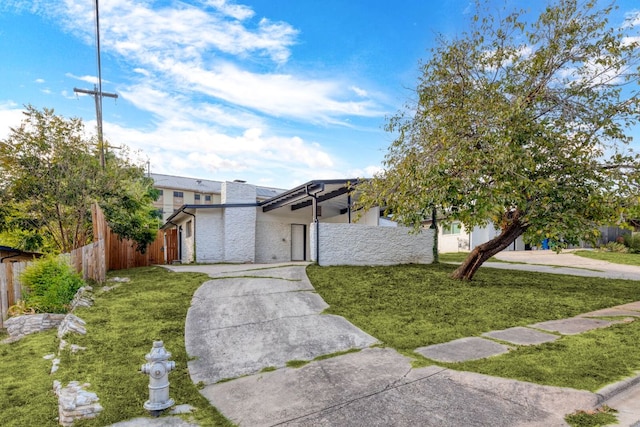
[{"left": 595, "top": 372, "right": 640, "bottom": 405}]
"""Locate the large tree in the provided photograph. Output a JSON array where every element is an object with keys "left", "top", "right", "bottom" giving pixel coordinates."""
[
  {"left": 359, "top": 0, "right": 640, "bottom": 280},
  {"left": 0, "top": 106, "right": 160, "bottom": 253}
]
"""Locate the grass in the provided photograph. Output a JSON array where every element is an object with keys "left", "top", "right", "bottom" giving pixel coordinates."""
[
  {"left": 285, "top": 348, "right": 362, "bottom": 369},
  {"left": 574, "top": 250, "right": 640, "bottom": 266},
  {"left": 438, "top": 320, "right": 640, "bottom": 391},
  {"left": 438, "top": 252, "right": 477, "bottom": 263},
  {"left": 0, "top": 330, "right": 59, "bottom": 426},
  {"left": 306, "top": 263, "right": 640, "bottom": 390},
  {"left": 0, "top": 267, "right": 233, "bottom": 427},
  {"left": 565, "top": 405, "right": 618, "bottom": 427}
]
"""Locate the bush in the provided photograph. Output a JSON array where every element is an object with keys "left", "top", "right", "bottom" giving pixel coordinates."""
[
  {"left": 602, "top": 241, "right": 628, "bottom": 253},
  {"left": 20, "top": 256, "right": 84, "bottom": 313},
  {"left": 623, "top": 233, "right": 640, "bottom": 253}
]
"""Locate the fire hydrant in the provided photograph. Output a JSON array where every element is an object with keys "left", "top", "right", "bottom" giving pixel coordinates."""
[{"left": 141, "top": 340, "right": 176, "bottom": 416}]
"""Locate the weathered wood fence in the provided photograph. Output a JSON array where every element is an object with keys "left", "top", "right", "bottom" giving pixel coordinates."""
[{"left": 1, "top": 204, "right": 175, "bottom": 328}]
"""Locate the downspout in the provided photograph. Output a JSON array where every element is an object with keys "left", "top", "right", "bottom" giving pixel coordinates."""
[
  {"left": 305, "top": 183, "right": 324, "bottom": 264},
  {"left": 183, "top": 211, "right": 196, "bottom": 263}
]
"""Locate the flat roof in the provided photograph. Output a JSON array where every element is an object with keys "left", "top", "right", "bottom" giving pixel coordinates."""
[{"left": 161, "top": 178, "right": 363, "bottom": 228}]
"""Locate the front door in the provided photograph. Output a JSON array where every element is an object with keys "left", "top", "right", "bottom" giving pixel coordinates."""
[{"left": 291, "top": 224, "right": 306, "bottom": 261}]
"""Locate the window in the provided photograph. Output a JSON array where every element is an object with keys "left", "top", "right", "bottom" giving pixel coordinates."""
[
  {"left": 205, "top": 195, "right": 211, "bottom": 202},
  {"left": 173, "top": 191, "right": 183, "bottom": 198},
  {"left": 442, "top": 222, "right": 462, "bottom": 235},
  {"left": 186, "top": 220, "right": 192, "bottom": 238},
  {"left": 194, "top": 194, "right": 201, "bottom": 200},
  {"left": 157, "top": 189, "right": 163, "bottom": 196}
]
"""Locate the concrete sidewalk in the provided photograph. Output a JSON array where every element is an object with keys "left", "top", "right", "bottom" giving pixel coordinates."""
[
  {"left": 171, "top": 262, "right": 640, "bottom": 427},
  {"left": 490, "top": 249, "right": 640, "bottom": 280}
]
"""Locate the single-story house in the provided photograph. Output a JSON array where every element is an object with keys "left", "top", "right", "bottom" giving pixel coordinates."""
[
  {"left": 0, "top": 246, "right": 43, "bottom": 263},
  {"left": 161, "top": 179, "right": 435, "bottom": 266}
]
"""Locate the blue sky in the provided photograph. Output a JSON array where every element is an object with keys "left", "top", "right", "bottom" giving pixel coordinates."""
[{"left": 1, "top": 0, "right": 639, "bottom": 189}]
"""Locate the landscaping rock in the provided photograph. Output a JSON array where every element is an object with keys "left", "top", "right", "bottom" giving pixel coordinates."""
[
  {"left": 69, "top": 286, "right": 94, "bottom": 311},
  {"left": 54, "top": 380, "right": 103, "bottom": 427},
  {"left": 57, "top": 314, "right": 87, "bottom": 339},
  {"left": 3, "top": 313, "right": 66, "bottom": 341},
  {"left": 51, "top": 358, "right": 60, "bottom": 374}
]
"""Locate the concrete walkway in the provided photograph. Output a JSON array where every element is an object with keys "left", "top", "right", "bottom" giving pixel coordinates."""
[
  {"left": 162, "top": 259, "right": 640, "bottom": 427},
  {"left": 490, "top": 249, "right": 640, "bottom": 281}
]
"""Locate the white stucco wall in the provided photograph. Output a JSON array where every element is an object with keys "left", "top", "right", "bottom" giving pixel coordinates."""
[
  {"left": 195, "top": 209, "right": 224, "bottom": 263},
  {"left": 221, "top": 207, "right": 255, "bottom": 262},
  {"left": 255, "top": 220, "right": 292, "bottom": 263},
  {"left": 311, "top": 223, "right": 434, "bottom": 266},
  {"left": 222, "top": 181, "right": 256, "bottom": 203},
  {"left": 438, "top": 223, "right": 470, "bottom": 253},
  {"left": 470, "top": 224, "right": 525, "bottom": 251},
  {"left": 321, "top": 207, "right": 379, "bottom": 225}
]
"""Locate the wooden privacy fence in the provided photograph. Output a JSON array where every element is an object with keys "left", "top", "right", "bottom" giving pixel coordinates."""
[
  {"left": 93, "top": 203, "right": 177, "bottom": 270},
  {"left": 1, "top": 204, "right": 175, "bottom": 328}
]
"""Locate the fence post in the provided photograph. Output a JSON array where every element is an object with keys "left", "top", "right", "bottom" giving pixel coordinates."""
[{"left": 0, "top": 264, "right": 7, "bottom": 328}]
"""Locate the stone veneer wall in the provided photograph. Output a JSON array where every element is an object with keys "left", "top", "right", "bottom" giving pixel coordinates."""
[{"left": 311, "top": 223, "right": 434, "bottom": 266}]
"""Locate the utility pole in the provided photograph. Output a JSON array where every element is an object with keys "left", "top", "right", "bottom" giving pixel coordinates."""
[
  {"left": 73, "top": 0, "right": 117, "bottom": 169},
  {"left": 74, "top": 86, "right": 117, "bottom": 168}
]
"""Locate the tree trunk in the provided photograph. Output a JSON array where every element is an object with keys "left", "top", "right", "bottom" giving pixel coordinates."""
[{"left": 451, "top": 217, "right": 527, "bottom": 280}]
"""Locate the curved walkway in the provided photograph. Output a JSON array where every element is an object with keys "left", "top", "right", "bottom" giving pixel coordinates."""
[{"left": 166, "top": 260, "right": 640, "bottom": 427}]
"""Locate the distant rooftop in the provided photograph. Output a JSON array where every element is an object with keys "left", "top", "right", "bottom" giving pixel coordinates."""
[{"left": 149, "top": 173, "right": 286, "bottom": 199}]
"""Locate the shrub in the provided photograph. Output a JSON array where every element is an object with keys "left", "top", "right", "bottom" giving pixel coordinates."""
[
  {"left": 20, "top": 256, "right": 84, "bottom": 313},
  {"left": 623, "top": 233, "right": 640, "bottom": 253},
  {"left": 602, "top": 241, "right": 628, "bottom": 253}
]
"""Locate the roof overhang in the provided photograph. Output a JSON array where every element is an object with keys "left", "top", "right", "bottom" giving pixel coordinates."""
[
  {"left": 260, "top": 179, "right": 361, "bottom": 213},
  {"left": 160, "top": 203, "right": 258, "bottom": 229},
  {"left": 159, "top": 178, "right": 366, "bottom": 229}
]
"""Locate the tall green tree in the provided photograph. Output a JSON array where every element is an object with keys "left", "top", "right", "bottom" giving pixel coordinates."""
[
  {"left": 359, "top": 0, "right": 640, "bottom": 280},
  {"left": 0, "top": 106, "right": 160, "bottom": 253}
]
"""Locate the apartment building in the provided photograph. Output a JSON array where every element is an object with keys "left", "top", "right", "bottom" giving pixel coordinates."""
[{"left": 150, "top": 173, "right": 284, "bottom": 223}]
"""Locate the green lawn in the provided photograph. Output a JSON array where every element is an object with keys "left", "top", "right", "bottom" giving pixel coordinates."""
[
  {"left": 574, "top": 250, "right": 640, "bottom": 266},
  {"left": 307, "top": 263, "right": 640, "bottom": 390},
  {"left": 0, "top": 267, "right": 232, "bottom": 427}
]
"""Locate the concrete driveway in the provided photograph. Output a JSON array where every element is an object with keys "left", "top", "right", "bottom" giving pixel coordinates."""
[{"left": 164, "top": 261, "right": 636, "bottom": 427}]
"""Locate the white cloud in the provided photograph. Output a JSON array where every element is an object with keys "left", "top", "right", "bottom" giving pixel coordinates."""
[
  {"left": 102, "top": 117, "right": 335, "bottom": 184},
  {"left": 201, "top": 0, "right": 254, "bottom": 21},
  {"left": 55, "top": 0, "right": 297, "bottom": 64},
  {"left": 65, "top": 73, "right": 99, "bottom": 85},
  {"left": 348, "top": 165, "right": 384, "bottom": 179},
  {"left": 0, "top": 102, "right": 25, "bottom": 139},
  {"left": 34, "top": 78, "right": 45, "bottom": 84},
  {"left": 350, "top": 86, "right": 368, "bottom": 97},
  {"left": 624, "top": 10, "right": 640, "bottom": 27},
  {"left": 29, "top": 0, "right": 383, "bottom": 124},
  {"left": 175, "top": 61, "right": 383, "bottom": 123},
  {"left": 3, "top": 0, "right": 388, "bottom": 186}
]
